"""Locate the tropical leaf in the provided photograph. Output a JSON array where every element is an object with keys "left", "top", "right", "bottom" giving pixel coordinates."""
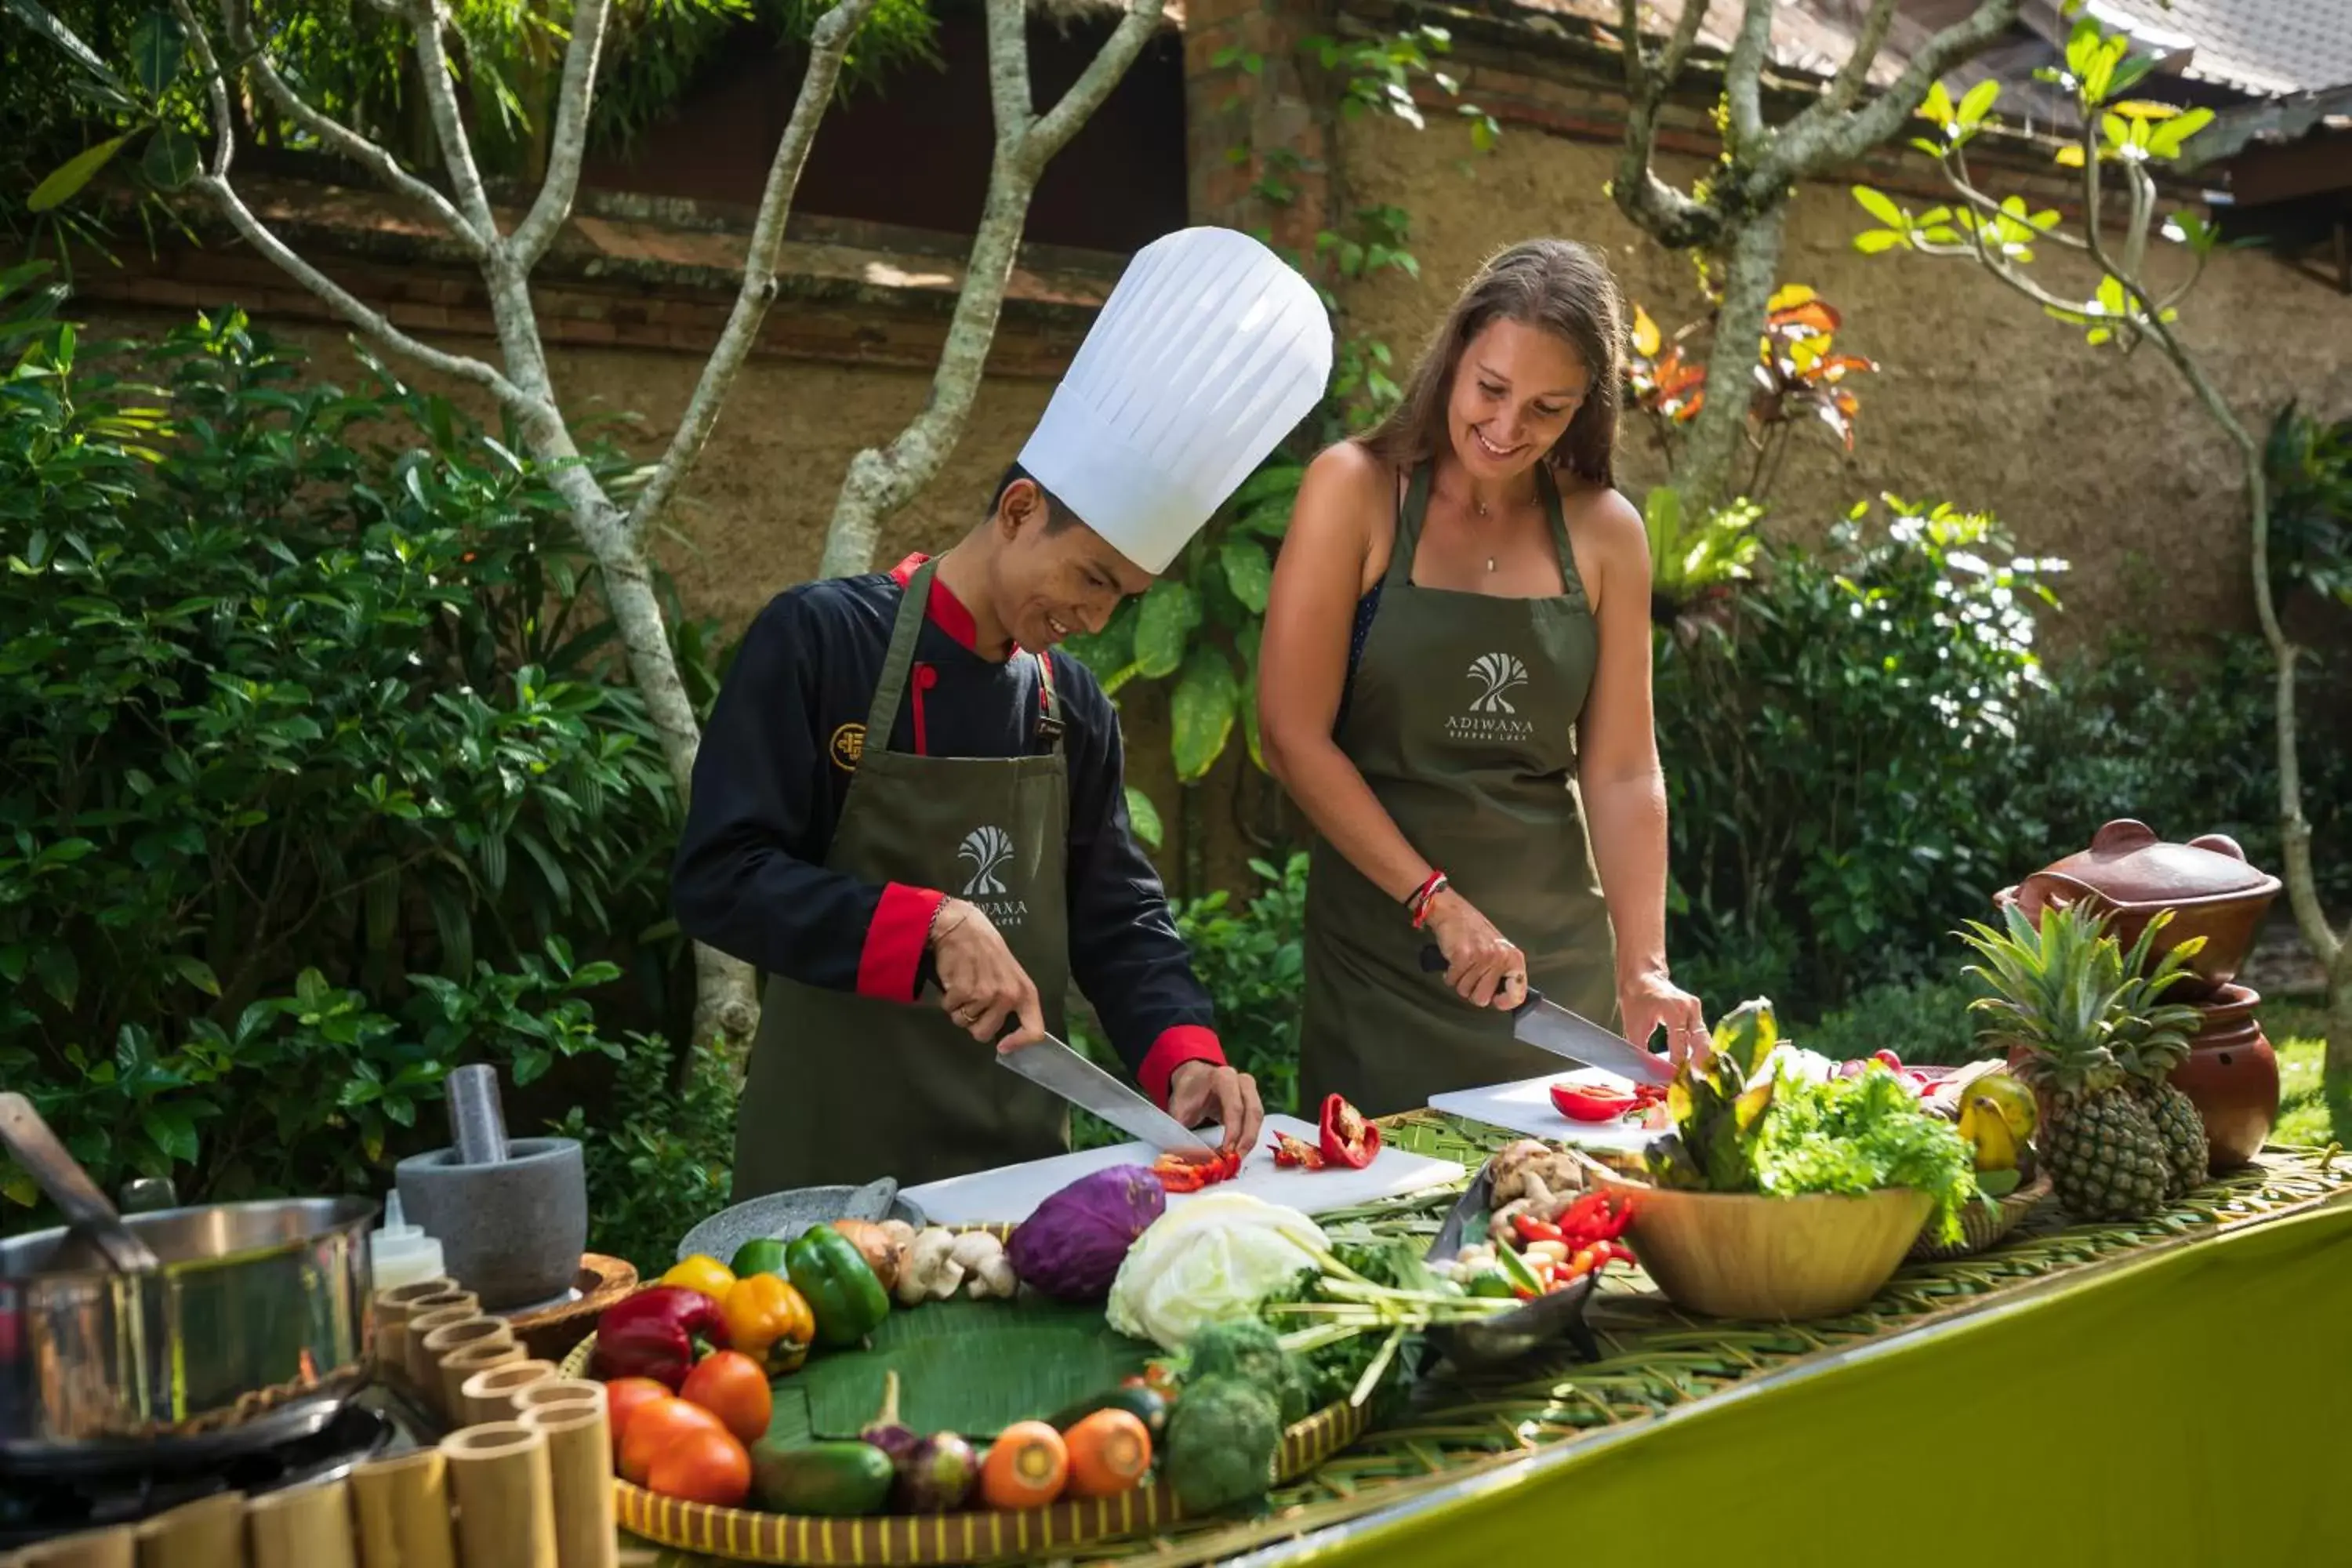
[
  {"left": 127, "top": 9, "right": 185, "bottom": 94},
  {"left": 1133, "top": 581, "right": 1199, "bottom": 679},
  {"left": 772, "top": 1298, "right": 1153, "bottom": 1446},
  {"left": 29, "top": 136, "right": 131, "bottom": 212},
  {"left": 1170, "top": 646, "right": 1239, "bottom": 782},
  {"left": 1123, "top": 786, "right": 1163, "bottom": 850},
  {"left": 2, "top": 0, "right": 122, "bottom": 85}
]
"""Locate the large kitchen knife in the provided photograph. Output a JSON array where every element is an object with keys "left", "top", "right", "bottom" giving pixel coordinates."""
[
  {"left": 994, "top": 1032, "right": 1222, "bottom": 1155},
  {"left": 1418, "top": 946, "right": 1675, "bottom": 1087},
  {"left": 915, "top": 957, "right": 1219, "bottom": 1154}
]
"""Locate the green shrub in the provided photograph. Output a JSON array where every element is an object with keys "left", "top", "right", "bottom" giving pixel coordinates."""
[
  {"left": 1796, "top": 977, "right": 1991, "bottom": 1068},
  {"left": 0, "top": 267, "right": 726, "bottom": 1218},
  {"left": 553, "top": 1031, "right": 739, "bottom": 1276},
  {"left": 1657, "top": 495, "right": 2060, "bottom": 1014}
]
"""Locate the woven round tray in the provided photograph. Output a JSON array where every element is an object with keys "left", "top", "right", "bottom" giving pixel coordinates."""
[
  {"left": 1907, "top": 1174, "right": 2052, "bottom": 1261},
  {"left": 561, "top": 1321, "right": 1370, "bottom": 1565},
  {"left": 505, "top": 1253, "right": 640, "bottom": 1363}
]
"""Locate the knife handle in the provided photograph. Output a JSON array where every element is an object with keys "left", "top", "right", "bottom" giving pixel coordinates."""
[{"left": 1417, "top": 944, "right": 1446, "bottom": 973}]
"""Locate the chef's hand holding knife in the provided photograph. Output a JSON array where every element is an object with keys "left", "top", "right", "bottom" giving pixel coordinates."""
[
  {"left": 1421, "top": 884, "right": 1530, "bottom": 1011},
  {"left": 1425, "top": 888, "right": 1710, "bottom": 1067},
  {"left": 927, "top": 898, "right": 1047, "bottom": 1051},
  {"left": 924, "top": 898, "right": 1262, "bottom": 1161}
]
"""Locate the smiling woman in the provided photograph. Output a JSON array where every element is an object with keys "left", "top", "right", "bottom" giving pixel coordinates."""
[{"left": 1257, "top": 238, "right": 1708, "bottom": 1119}]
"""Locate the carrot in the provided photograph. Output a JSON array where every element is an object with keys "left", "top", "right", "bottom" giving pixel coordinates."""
[
  {"left": 1063, "top": 1409, "right": 1152, "bottom": 1497},
  {"left": 978, "top": 1421, "right": 1069, "bottom": 1510}
]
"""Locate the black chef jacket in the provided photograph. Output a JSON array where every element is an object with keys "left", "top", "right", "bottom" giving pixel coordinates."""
[{"left": 671, "top": 554, "right": 1226, "bottom": 1105}]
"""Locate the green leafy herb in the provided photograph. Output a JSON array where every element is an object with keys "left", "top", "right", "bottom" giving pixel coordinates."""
[{"left": 1747, "top": 1068, "right": 1980, "bottom": 1243}]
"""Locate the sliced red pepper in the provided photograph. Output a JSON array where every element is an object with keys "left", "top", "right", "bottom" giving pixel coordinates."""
[
  {"left": 1317, "top": 1094, "right": 1381, "bottom": 1170},
  {"left": 1152, "top": 1147, "right": 1242, "bottom": 1192},
  {"left": 1269, "top": 1131, "right": 1327, "bottom": 1170},
  {"left": 1549, "top": 1082, "right": 1639, "bottom": 1122}
]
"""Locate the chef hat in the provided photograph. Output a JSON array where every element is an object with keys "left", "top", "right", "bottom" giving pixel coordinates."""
[{"left": 1018, "top": 227, "right": 1333, "bottom": 575}]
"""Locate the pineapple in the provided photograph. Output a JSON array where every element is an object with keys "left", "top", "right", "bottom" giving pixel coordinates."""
[
  {"left": 1956, "top": 902, "right": 2170, "bottom": 1221},
  {"left": 2110, "top": 913, "right": 2212, "bottom": 1197}
]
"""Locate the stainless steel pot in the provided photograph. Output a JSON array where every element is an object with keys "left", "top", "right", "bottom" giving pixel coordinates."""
[{"left": 0, "top": 1093, "right": 378, "bottom": 1474}]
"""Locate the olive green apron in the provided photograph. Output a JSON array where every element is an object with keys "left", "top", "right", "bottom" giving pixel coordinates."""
[
  {"left": 1298, "top": 460, "right": 1617, "bottom": 1118},
  {"left": 731, "top": 560, "right": 1073, "bottom": 1198}
]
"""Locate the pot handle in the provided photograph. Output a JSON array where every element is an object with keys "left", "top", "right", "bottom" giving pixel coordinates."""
[
  {"left": 2024, "top": 869, "right": 2116, "bottom": 920},
  {"left": 0, "top": 1092, "right": 161, "bottom": 1275}
]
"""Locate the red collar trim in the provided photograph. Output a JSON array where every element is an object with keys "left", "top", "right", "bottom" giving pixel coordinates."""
[{"left": 888, "top": 554, "right": 980, "bottom": 652}]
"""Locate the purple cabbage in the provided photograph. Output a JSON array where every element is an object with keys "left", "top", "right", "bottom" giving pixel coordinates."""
[{"left": 1006, "top": 1165, "right": 1167, "bottom": 1301}]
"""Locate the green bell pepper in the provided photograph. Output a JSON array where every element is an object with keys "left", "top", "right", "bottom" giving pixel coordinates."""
[{"left": 785, "top": 1223, "right": 891, "bottom": 1347}]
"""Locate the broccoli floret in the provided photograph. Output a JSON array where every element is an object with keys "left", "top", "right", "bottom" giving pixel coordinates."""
[
  {"left": 1162, "top": 1374, "right": 1283, "bottom": 1515},
  {"left": 1181, "top": 1318, "right": 1310, "bottom": 1427}
]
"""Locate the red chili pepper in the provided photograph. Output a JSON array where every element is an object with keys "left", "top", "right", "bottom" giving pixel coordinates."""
[
  {"left": 589, "top": 1286, "right": 731, "bottom": 1391},
  {"left": 1317, "top": 1094, "right": 1381, "bottom": 1170},
  {"left": 1153, "top": 1147, "right": 1243, "bottom": 1192},
  {"left": 1269, "top": 1131, "right": 1327, "bottom": 1170},
  {"left": 1512, "top": 1214, "right": 1565, "bottom": 1247},
  {"left": 1871, "top": 1049, "right": 1904, "bottom": 1071}
]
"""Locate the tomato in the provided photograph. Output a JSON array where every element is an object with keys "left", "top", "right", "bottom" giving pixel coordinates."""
[
  {"left": 678, "top": 1349, "right": 774, "bottom": 1446},
  {"left": 603, "top": 1377, "right": 673, "bottom": 1464},
  {"left": 619, "top": 1395, "right": 728, "bottom": 1486},
  {"left": 645, "top": 1425, "right": 753, "bottom": 1508}
]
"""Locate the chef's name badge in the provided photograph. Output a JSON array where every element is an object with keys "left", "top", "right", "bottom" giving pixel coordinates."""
[{"left": 829, "top": 722, "right": 865, "bottom": 771}]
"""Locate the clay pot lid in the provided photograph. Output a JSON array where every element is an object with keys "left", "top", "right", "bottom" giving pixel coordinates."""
[{"left": 2032, "top": 819, "right": 2279, "bottom": 905}]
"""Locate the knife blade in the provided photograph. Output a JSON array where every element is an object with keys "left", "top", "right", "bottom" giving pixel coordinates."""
[
  {"left": 915, "top": 958, "right": 1219, "bottom": 1154},
  {"left": 1418, "top": 945, "right": 1675, "bottom": 1086},
  {"left": 995, "top": 1033, "right": 1221, "bottom": 1154}
]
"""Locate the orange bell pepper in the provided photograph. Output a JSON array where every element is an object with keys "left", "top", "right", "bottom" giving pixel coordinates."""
[{"left": 720, "top": 1271, "right": 815, "bottom": 1376}]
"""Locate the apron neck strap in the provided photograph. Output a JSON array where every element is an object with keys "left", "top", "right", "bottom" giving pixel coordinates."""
[
  {"left": 1534, "top": 462, "right": 1582, "bottom": 593},
  {"left": 866, "top": 557, "right": 935, "bottom": 738},
  {"left": 1392, "top": 461, "right": 1584, "bottom": 596},
  {"left": 1033, "top": 649, "right": 1065, "bottom": 754},
  {"left": 1386, "top": 461, "right": 1435, "bottom": 592}
]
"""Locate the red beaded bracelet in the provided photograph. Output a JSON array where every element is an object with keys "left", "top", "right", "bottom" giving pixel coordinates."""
[{"left": 1406, "top": 870, "right": 1450, "bottom": 929}]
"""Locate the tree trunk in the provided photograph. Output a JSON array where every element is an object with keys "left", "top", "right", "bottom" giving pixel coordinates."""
[
  {"left": 2327, "top": 934, "right": 2352, "bottom": 1083},
  {"left": 1677, "top": 212, "right": 1784, "bottom": 512}
]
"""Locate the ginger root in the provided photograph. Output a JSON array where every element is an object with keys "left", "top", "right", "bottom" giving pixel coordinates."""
[{"left": 949, "top": 1230, "right": 1018, "bottom": 1300}]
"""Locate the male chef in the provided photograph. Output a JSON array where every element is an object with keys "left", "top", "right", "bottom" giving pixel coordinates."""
[{"left": 672, "top": 226, "right": 1333, "bottom": 1199}]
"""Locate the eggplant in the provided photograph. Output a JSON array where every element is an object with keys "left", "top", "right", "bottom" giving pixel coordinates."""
[
  {"left": 859, "top": 1370, "right": 920, "bottom": 1465},
  {"left": 892, "top": 1431, "right": 979, "bottom": 1512}
]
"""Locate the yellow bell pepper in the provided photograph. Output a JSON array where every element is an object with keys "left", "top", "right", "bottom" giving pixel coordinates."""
[
  {"left": 722, "top": 1271, "right": 816, "bottom": 1376},
  {"left": 659, "top": 1254, "right": 738, "bottom": 1304}
]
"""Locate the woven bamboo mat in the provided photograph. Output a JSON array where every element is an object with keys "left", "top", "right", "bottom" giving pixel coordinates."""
[{"left": 631, "top": 1112, "right": 2348, "bottom": 1567}]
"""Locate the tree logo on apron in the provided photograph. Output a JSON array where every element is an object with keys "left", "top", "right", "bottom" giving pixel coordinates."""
[
  {"left": 1465, "top": 652, "right": 1529, "bottom": 713},
  {"left": 1446, "top": 652, "right": 1537, "bottom": 742},
  {"left": 959, "top": 825, "right": 1014, "bottom": 897}
]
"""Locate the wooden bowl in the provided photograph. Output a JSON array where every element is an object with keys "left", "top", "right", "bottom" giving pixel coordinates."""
[{"left": 1588, "top": 1169, "right": 1933, "bottom": 1320}]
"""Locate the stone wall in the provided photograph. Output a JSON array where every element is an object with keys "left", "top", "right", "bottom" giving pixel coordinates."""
[{"left": 1336, "top": 113, "right": 2352, "bottom": 641}]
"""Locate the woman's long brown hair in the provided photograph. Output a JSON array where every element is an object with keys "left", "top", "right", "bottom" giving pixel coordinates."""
[{"left": 1355, "top": 238, "right": 1625, "bottom": 488}]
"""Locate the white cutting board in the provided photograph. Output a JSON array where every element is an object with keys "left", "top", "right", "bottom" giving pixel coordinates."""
[
  {"left": 900, "top": 1113, "right": 1464, "bottom": 1225},
  {"left": 1428, "top": 1068, "right": 1668, "bottom": 1153}
]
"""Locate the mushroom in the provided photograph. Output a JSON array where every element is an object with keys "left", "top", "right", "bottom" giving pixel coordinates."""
[
  {"left": 948, "top": 1231, "right": 1018, "bottom": 1300},
  {"left": 896, "top": 1228, "right": 964, "bottom": 1305}
]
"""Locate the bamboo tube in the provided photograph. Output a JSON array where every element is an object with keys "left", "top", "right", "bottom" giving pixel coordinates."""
[
  {"left": 133, "top": 1491, "right": 248, "bottom": 1568},
  {"left": 404, "top": 1306, "right": 485, "bottom": 1396},
  {"left": 20, "top": 1526, "right": 136, "bottom": 1568},
  {"left": 460, "top": 1359, "right": 557, "bottom": 1428},
  {"left": 437, "top": 1341, "right": 524, "bottom": 1423},
  {"left": 519, "top": 1396, "right": 618, "bottom": 1568},
  {"left": 441, "top": 1423, "right": 558, "bottom": 1568},
  {"left": 509, "top": 1379, "right": 607, "bottom": 1417},
  {"left": 416, "top": 1319, "right": 513, "bottom": 1420},
  {"left": 373, "top": 1278, "right": 460, "bottom": 1381},
  {"left": 246, "top": 1479, "right": 358, "bottom": 1568},
  {"left": 350, "top": 1449, "right": 459, "bottom": 1568}
]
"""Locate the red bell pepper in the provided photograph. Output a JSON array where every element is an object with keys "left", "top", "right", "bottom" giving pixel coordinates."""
[
  {"left": 1317, "top": 1094, "right": 1380, "bottom": 1170},
  {"left": 1269, "top": 1131, "right": 1327, "bottom": 1170},
  {"left": 1549, "top": 1083, "right": 1639, "bottom": 1122},
  {"left": 589, "top": 1285, "right": 731, "bottom": 1391}
]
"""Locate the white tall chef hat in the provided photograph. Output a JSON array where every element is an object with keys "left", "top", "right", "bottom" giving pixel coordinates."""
[{"left": 1017, "top": 227, "right": 1333, "bottom": 575}]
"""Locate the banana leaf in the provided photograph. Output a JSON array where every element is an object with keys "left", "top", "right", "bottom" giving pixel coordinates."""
[{"left": 767, "top": 1297, "right": 1154, "bottom": 1446}]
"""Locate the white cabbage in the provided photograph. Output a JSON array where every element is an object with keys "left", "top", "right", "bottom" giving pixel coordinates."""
[{"left": 1105, "top": 1192, "right": 1330, "bottom": 1351}]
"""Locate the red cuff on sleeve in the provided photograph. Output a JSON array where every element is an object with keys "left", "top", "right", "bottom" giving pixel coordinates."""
[
  {"left": 1138, "top": 1025, "right": 1227, "bottom": 1108},
  {"left": 858, "top": 883, "right": 944, "bottom": 1001}
]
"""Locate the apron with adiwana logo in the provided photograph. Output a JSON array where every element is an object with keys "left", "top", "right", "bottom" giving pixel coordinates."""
[
  {"left": 731, "top": 559, "right": 1073, "bottom": 1197},
  {"left": 1298, "top": 460, "right": 1618, "bottom": 1119}
]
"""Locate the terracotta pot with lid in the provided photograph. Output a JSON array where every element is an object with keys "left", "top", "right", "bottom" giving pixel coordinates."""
[{"left": 1994, "top": 819, "right": 2282, "bottom": 1000}]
